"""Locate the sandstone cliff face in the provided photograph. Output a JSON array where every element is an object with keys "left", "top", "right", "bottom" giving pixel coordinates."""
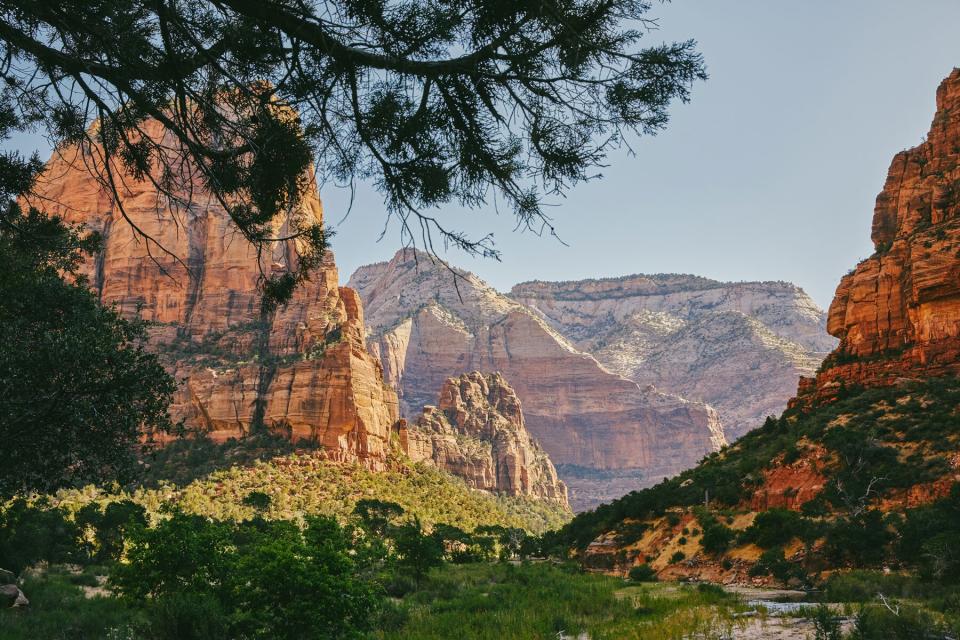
[
  {"left": 795, "top": 69, "right": 960, "bottom": 403},
  {"left": 349, "top": 250, "right": 726, "bottom": 511},
  {"left": 511, "top": 276, "right": 834, "bottom": 440},
  {"left": 402, "top": 372, "right": 568, "bottom": 506},
  {"left": 28, "top": 119, "right": 399, "bottom": 465}
]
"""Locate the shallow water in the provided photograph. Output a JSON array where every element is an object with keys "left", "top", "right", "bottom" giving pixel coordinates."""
[{"left": 747, "top": 599, "right": 818, "bottom": 614}]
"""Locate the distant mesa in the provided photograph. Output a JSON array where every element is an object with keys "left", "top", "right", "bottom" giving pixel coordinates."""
[
  {"left": 511, "top": 273, "right": 834, "bottom": 440},
  {"left": 349, "top": 248, "right": 834, "bottom": 509},
  {"left": 351, "top": 249, "right": 733, "bottom": 511}
]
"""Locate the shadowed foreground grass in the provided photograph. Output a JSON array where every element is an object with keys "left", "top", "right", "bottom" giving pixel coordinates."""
[
  {"left": 0, "top": 563, "right": 748, "bottom": 640},
  {"left": 0, "top": 568, "right": 145, "bottom": 640}
]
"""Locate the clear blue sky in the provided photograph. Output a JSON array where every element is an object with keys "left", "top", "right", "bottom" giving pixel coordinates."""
[{"left": 12, "top": 2, "right": 960, "bottom": 309}]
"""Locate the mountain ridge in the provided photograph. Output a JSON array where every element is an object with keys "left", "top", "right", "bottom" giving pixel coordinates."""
[{"left": 349, "top": 249, "right": 728, "bottom": 511}]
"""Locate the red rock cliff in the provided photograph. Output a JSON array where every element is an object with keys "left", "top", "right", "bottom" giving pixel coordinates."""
[
  {"left": 402, "top": 372, "right": 569, "bottom": 507},
  {"left": 795, "top": 68, "right": 960, "bottom": 403},
  {"left": 28, "top": 119, "right": 399, "bottom": 465}
]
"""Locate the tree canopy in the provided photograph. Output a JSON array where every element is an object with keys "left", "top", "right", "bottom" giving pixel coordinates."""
[
  {"left": 0, "top": 102, "right": 176, "bottom": 496},
  {"left": 0, "top": 0, "right": 705, "bottom": 303}
]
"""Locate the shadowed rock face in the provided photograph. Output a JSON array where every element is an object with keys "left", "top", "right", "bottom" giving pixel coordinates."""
[
  {"left": 349, "top": 250, "right": 726, "bottom": 511},
  {"left": 28, "top": 119, "right": 398, "bottom": 467},
  {"left": 794, "top": 68, "right": 960, "bottom": 405},
  {"left": 403, "top": 372, "right": 568, "bottom": 507},
  {"left": 511, "top": 276, "right": 834, "bottom": 440}
]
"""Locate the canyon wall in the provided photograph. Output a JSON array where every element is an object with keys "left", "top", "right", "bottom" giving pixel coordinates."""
[
  {"left": 511, "top": 276, "right": 834, "bottom": 439},
  {"left": 794, "top": 68, "right": 960, "bottom": 404},
  {"left": 402, "top": 372, "right": 568, "bottom": 506},
  {"left": 28, "top": 119, "right": 399, "bottom": 467},
  {"left": 349, "top": 250, "right": 727, "bottom": 510}
]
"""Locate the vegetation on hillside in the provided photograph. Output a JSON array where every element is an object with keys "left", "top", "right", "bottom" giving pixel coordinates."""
[
  {"left": 548, "top": 377, "right": 960, "bottom": 555},
  {"left": 47, "top": 433, "right": 570, "bottom": 535},
  {"left": 1, "top": 547, "right": 753, "bottom": 640}
]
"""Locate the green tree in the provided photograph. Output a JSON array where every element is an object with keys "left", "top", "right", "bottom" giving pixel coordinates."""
[
  {"left": 0, "top": 498, "right": 79, "bottom": 574},
  {"left": 0, "top": 0, "right": 705, "bottom": 304},
  {"left": 113, "top": 513, "right": 381, "bottom": 639},
  {"left": 823, "top": 511, "right": 892, "bottom": 568},
  {"left": 241, "top": 491, "right": 273, "bottom": 513},
  {"left": 0, "top": 200, "right": 177, "bottom": 497},
  {"left": 392, "top": 519, "right": 444, "bottom": 587},
  {"left": 628, "top": 564, "right": 657, "bottom": 582},
  {"left": 75, "top": 500, "right": 148, "bottom": 562},
  {"left": 229, "top": 517, "right": 381, "bottom": 640},
  {"left": 111, "top": 512, "right": 234, "bottom": 600},
  {"left": 353, "top": 498, "right": 405, "bottom": 536}
]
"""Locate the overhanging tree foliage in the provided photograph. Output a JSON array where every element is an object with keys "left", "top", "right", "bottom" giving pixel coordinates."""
[{"left": 0, "top": 0, "right": 705, "bottom": 304}]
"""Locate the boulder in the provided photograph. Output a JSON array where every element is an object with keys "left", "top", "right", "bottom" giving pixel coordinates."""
[{"left": 0, "top": 584, "right": 27, "bottom": 608}]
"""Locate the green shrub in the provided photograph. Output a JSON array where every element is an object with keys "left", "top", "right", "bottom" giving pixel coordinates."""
[
  {"left": 241, "top": 491, "right": 272, "bottom": 512},
  {"left": 823, "top": 511, "right": 891, "bottom": 568},
  {"left": 614, "top": 521, "right": 648, "bottom": 546},
  {"left": 749, "top": 547, "right": 803, "bottom": 583},
  {"left": 669, "top": 551, "right": 685, "bottom": 563},
  {"left": 627, "top": 564, "right": 657, "bottom": 582},
  {"left": 849, "top": 603, "right": 946, "bottom": 639},
  {"left": 0, "top": 573, "right": 145, "bottom": 640},
  {"left": 739, "top": 508, "right": 811, "bottom": 548},
  {"left": 810, "top": 604, "right": 842, "bottom": 640},
  {"left": 697, "top": 511, "right": 735, "bottom": 555},
  {"left": 149, "top": 592, "right": 229, "bottom": 640},
  {"left": 823, "top": 571, "right": 925, "bottom": 603}
]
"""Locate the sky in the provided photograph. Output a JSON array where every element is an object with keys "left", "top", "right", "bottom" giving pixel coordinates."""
[
  {"left": 11, "top": 2, "right": 960, "bottom": 309},
  {"left": 323, "top": 0, "right": 960, "bottom": 309}
]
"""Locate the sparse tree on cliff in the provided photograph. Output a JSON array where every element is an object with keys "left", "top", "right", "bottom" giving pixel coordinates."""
[{"left": 0, "top": 0, "right": 705, "bottom": 304}]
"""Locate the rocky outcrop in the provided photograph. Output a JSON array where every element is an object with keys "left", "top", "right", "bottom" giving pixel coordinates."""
[
  {"left": 401, "top": 372, "right": 568, "bottom": 506},
  {"left": 794, "top": 69, "right": 960, "bottom": 404},
  {"left": 511, "top": 276, "right": 834, "bottom": 440},
  {"left": 28, "top": 118, "right": 399, "bottom": 466},
  {"left": 0, "top": 583, "right": 28, "bottom": 608},
  {"left": 349, "top": 250, "right": 726, "bottom": 510}
]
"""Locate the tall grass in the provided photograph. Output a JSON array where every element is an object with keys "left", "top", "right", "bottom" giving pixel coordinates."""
[
  {"left": 377, "top": 563, "right": 749, "bottom": 640},
  {"left": 0, "top": 571, "right": 144, "bottom": 640}
]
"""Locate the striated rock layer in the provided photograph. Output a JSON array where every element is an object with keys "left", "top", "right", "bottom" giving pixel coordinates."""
[
  {"left": 349, "top": 250, "right": 726, "bottom": 511},
  {"left": 28, "top": 119, "right": 399, "bottom": 466},
  {"left": 794, "top": 68, "right": 960, "bottom": 405},
  {"left": 402, "top": 372, "right": 568, "bottom": 506},
  {"left": 511, "top": 276, "right": 834, "bottom": 440}
]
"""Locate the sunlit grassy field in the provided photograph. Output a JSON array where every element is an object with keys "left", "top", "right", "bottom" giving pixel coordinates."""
[{"left": 377, "top": 563, "right": 751, "bottom": 640}]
